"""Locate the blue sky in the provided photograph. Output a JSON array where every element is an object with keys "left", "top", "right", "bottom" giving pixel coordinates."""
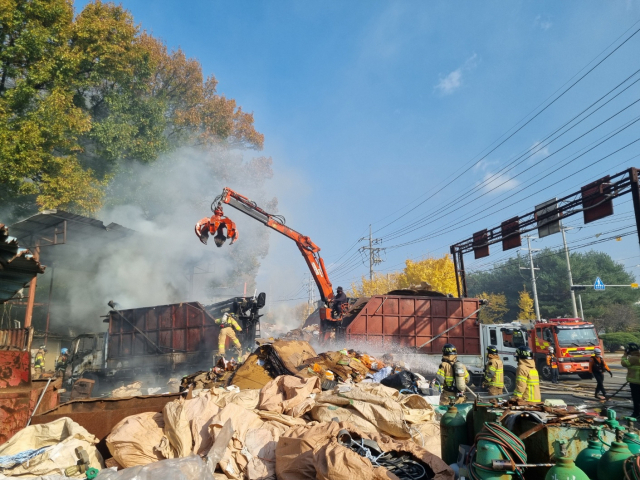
[{"left": 78, "top": 1, "right": 640, "bottom": 303}]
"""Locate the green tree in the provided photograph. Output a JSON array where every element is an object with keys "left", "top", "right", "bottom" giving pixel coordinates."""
[
  {"left": 0, "top": 0, "right": 263, "bottom": 218},
  {"left": 468, "top": 249, "right": 639, "bottom": 321},
  {"left": 594, "top": 303, "right": 640, "bottom": 333}
]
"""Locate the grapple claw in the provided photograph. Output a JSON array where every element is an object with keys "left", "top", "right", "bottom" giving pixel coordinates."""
[{"left": 195, "top": 207, "right": 238, "bottom": 247}]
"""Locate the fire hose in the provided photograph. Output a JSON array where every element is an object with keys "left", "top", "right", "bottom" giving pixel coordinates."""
[
  {"left": 625, "top": 454, "right": 640, "bottom": 480},
  {"left": 467, "top": 422, "right": 528, "bottom": 480}
]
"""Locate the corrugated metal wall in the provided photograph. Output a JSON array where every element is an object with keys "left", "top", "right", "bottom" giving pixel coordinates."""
[
  {"left": 345, "top": 296, "right": 481, "bottom": 354},
  {"left": 108, "top": 302, "right": 218, "bottom": 359},
  {"left": 0, "top": 327, "right": 33, "bottom": 351}
]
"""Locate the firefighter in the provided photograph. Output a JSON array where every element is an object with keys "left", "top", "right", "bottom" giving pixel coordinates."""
[
  {"left": 547, "top": 346, "right": 559, "bottom": 384},
  {"left": 56, "top": 348, "right": 69, "bottom": 377},
  {"left": 483, "top": 345, "right": 504, "bottom": 396},
  {"left": 590, "top": 347, "right": 612, "bottom": 400},
  {"left": 33, "top": 346, "right": 46, "bottom": 379},
  {"left": 215, "top": 312, "right": 242, "bottom": 358},
  {"left": 622, "top": 342, "right": 640, "bottom": 417},
  {"left": 435, "top": 343, "right": 470, "bottom": 405},
  {"left": 511, "top": 346, "right": 541, "bottom": 403}
]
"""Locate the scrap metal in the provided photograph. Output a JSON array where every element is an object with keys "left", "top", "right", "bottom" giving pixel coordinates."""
[{"left": 0, "top": 224, "right": 45, "bottom": 304}]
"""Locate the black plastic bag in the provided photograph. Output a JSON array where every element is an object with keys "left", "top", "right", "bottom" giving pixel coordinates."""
[{"left": 380, "top": 370, "right": 419, "bottom": 391}]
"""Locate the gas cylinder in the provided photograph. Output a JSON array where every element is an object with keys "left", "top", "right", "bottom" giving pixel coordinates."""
[
  {"left": 545, "top": 456, "right": 590, "bottom": 480},
  {"left": 473, "top": 439, "right": 511, "bottom": 480},
  {"left": 623, "top": 431, "right": 640, "bottom": 455},
  {"left": 596, "top": 440, "right": 632, "bottom": 479},
  {"left": 574, "top": 437, "right": 605, "bottom": 480},
  {"left": 440, "top": 403, "right": 468, "bottom": 465},
  {"left": 623, "top": 416, "right": 640, "bottom": 454}
]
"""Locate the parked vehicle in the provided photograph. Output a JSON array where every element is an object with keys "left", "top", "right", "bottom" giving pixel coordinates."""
[{"left": 530, "top": 317, "right": 602, "bottom": 381}]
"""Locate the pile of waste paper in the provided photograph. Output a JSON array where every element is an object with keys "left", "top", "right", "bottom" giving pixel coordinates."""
[{"left": 0, "top": 340, "right": 449, "bottom": 480}]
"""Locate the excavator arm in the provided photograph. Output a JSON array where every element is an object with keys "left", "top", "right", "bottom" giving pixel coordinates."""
[{"left": 196, "top": 187, "right": 336, "bottom": 308}]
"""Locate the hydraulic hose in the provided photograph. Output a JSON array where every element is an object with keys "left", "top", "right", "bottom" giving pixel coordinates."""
[{"left": 468, "top": 422, "right": 527, "bottom": 480}]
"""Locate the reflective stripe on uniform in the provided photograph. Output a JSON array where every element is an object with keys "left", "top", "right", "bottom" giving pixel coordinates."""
[
  {"left": 527, "top": 370, "right": 540, "bottom": 402},
  {"left": 485, "top": 365, "right": 504, "bottom": 387}
]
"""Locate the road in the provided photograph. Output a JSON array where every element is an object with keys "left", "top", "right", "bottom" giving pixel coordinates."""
[{"left": 538, "top": 362, "right": 634, "bottom": 417}]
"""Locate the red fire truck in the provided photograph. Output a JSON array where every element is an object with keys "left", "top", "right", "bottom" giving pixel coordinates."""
[{"left": 530, "top": 318, "right": 602, "bottom": 381}]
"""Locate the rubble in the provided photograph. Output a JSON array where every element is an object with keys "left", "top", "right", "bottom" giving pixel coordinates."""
[{"left": 7, "top": 336, "right": 636, "bottom": 480}]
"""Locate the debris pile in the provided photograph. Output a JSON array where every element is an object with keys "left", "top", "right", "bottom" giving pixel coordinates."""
[
  {"left": 229, "top": 340, "right": 404, "bottom": 392},
  {"left": 97, "top": 374, "right": 446, "bottom": 479},
  {"left": 0, "top": 340, "right": 448, "bottom": 479}
]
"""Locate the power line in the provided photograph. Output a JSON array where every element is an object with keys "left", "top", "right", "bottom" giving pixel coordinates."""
[
  {"left": 325, "top": 22, "right": 640, "bottom": 283},
  {"left": 384, "top": 132, "right": 640, "bottom": 251},
  {"left": 370, "top": 22, "right": 640, "bottom": 236},
  {"left": 467, "top": 226, "right": 637, "bottom": 274},
  {"left": 381, "top": 103, "right": 640, "bottom": 245}
]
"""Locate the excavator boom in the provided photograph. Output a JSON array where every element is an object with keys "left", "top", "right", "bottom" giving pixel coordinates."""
[{"left": 196, "top": 187, "right": 335, "bottom": 306}]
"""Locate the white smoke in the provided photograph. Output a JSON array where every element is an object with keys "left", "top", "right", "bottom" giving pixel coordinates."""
[{"left": 45, "top": 146, "right": 278, "bottom": 333}]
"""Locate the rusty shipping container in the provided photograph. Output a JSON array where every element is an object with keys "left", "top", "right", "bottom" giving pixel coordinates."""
[
  {"left": 106, "top": 302, "right": 218, "bottom": 370},
  {"left": 344, "top": 295, "right": 482, "bottom": 354}
]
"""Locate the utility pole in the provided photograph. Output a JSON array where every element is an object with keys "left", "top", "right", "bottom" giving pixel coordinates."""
[
  {"left": 369, "top": 225, "right": 374, "bottom": 280},
  {"left": 578, "top": 294, "right": 585, "bottom": 320},
  {"left": 359, "top": 225, "right": 385, "bottom": 281},
  {"left": 307, "top": 273, "right": 315, "bottom": 318},
  {"left": 521, "top": 236, "right": 541, "bottom": 321},
  {"left": 561, "top": 226, "right": 579, "bottom": 318}
]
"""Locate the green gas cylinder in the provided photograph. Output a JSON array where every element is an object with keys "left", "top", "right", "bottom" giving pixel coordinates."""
[
  {"left": 575, "top": 438, "right": 605, "bottom": 480},
  {"left": 440, "top": 402, "right": 468, "bottom": 465},
  {"left": 545, "top": 457, "right": 590, "bottom": 480},
  {"left": 623, "top": 431, "right": 640, "bottom": 455},
  {"left": 473, "top": 439, "right": 511, "bottom": 480},
  {"left": 596, "top": 440, "right": 632, "bottom": 479},
  {"left": 622, "top": 416, "right": 640, "bottom": 455}
]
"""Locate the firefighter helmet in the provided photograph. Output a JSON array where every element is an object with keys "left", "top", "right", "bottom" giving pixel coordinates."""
[
  {"left": 61, "top": 348, "right": 69, "bottom": 355},
  {"left": 628, "top": 343, "right": 640, "bottom": 353},
  {"left": 594, "top": 347, "right": 602, "bottom": 355},
  {"left": 516, "top": 346, "right": 533, "bottom": 359},
  {"left": 443, "top": 343, "right": 457, "bottom": 355},
  {"left": 548, "top": 346, "right": 555, "bottom": 353},
  {"left": 486, "top": 345, "right": 498, "bottom": 355}
]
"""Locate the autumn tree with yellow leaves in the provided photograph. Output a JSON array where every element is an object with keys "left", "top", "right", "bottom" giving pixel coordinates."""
[
  {"left": 350, "top": 254, "right": 457, "bottom": 297},
  {"left": 477, "top": 292, "right": 509, "bottom": 324},
  {"left": 517, "top": 287, "right": 536, "bottom": 320}
]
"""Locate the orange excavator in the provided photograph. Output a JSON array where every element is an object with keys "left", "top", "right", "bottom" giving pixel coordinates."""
[{"left": 195, "top": 187, "right": 347, "bottom": 335}]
